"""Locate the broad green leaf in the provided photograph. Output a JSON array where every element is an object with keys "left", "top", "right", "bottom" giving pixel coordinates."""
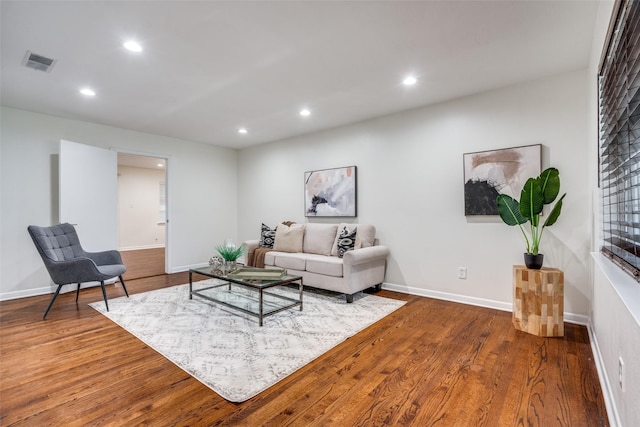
[
  {"left": 497, "top": 194, "right": 527, "bottom": 226},
  {"left": 539, "top": 168, "right": 560, "bottom": 204},
  {"left": 519, "top": 178, "right": 544, "bottom": 219},
  {"left": 543, "top": 193, "right": 566, "bottom": 227}
]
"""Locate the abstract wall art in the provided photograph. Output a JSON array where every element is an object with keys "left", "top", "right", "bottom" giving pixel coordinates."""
[
  {"left": 305, "top": 166, "right": 357, "bottom": 217},
  {"left": 463, "top": 144, "right": 541, "bottom": 216}
]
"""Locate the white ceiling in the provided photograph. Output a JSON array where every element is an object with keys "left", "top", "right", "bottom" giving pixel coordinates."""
[{"left": 1, "top": 1, "right": 601, "bottom": 149}]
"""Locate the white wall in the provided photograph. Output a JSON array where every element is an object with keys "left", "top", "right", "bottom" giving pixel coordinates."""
[
  {"left": 238, "top": 69, "right": 591, "bottom": 318},
  {"left": 592, "top": 255, "right": 640, "bottom": 427},
  {"left": 117, "top": 165, "right": 166, "bottom": 250},
  {"left": 587, "top": 2, "right": 640, "bottom": 426},
  {"left": 0, "top": 107, "right": 238, "bottom": 299}
]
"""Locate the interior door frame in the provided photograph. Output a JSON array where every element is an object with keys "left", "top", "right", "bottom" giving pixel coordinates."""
[{"left": 116, "top": 148, "right": 171, "bottom": 274}]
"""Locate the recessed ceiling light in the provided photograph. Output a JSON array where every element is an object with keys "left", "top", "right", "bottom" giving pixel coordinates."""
[
  {"left": 300, "top": 109, "right": 311, "bottom": 117},
  {"left": 80, "top": 88, "right": 96, "bottom": 97},
  {"left": 403, "top": 76, "right": 417, "bottom": 86},
  {"left": 124, "top": 40, "right": 143, "bottom": 52},
  {"left": 157, "top": 163, "right": 164, "bottom": 167},
  {"left": 238, "top": 128, "right": 248, "bottom": 134}
]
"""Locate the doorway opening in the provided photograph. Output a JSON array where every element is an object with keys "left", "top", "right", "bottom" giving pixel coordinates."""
[{"left": 117, "top": 153, "right": 168, "bottom": 280}]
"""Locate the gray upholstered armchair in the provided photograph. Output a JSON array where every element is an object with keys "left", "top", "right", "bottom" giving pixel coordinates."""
[{"left": 28, "top": 223, "right": 129, "bottom": 319}]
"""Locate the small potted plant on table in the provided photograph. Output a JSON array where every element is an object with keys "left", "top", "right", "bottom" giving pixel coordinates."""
[{"left": 216, "top": 241, "right": 245, "bottom": 274}]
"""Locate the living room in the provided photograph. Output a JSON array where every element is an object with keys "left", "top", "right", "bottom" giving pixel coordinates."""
[{"left": 1, "top": 1, "right": 639, "bottom": 426}]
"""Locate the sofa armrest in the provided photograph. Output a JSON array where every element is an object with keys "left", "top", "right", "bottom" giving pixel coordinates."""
[
  {"left": 243, "top": 240, "right": 260, "bottom": 252},
  {"left": 85, "top": 249, "right": 123, "bottom": 266},
  {"left": 343, "top": 245, "right": 389, "bottom": 267}
]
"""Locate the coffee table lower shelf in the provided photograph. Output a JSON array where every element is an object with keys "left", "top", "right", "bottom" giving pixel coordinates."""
[{"left": 189, "top": 268, "right": 303, "bottom": 326}]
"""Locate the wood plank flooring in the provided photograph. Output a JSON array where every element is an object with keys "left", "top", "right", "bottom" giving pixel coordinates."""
[
  {"left": 119, "top": 247, "right": 165, "bottom": 280},
  {"left": 0, "top": 273, "right": 608, "bottom": 426}
]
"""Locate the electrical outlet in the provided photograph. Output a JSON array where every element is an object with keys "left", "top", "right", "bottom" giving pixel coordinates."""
[
  {"left": 618, "top": 356, "right": 625, "bottom": 391},
  {"left": 458, "top": 267, "right": 467, "bottom": 279}
]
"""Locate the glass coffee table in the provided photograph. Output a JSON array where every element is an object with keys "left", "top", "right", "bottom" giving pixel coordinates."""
[{"left": 188, "top": 266, "right": 303, "bottom": 326}]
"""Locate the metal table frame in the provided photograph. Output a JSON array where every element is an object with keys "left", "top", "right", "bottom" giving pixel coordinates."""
[{"left": 189, "top": 268, "right": 303, "bottom": 326}]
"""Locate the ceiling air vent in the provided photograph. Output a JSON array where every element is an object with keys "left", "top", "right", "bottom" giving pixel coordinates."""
[{"left": 22, "top": 51, "right": 56, "bottom": 72}]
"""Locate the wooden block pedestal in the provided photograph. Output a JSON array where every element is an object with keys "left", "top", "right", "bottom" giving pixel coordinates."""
[{"left": 513, "top": 265, "right": 564, "bottom": 337}]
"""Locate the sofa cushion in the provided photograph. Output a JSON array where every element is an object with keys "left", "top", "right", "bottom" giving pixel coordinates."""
[
  {"left": 355, "top": 224, "right": 376, "bottom": 248},
  {"left": 259, "top": 223, "right": 276, "bottom": 248},
  {"left": 272, "top": 252, "right": 307, "bottom": 270},
  {"left": 336, "top": 226, "right": 357, "bottom": 258},
  {"left": 273, "top": 223, "right": 304, "bottom": 253},
  {"left": 331, "top": 224, "right": 376, "bottom": 256},
  {"left": 303, "top": 223, "right": 338, "bottom": 256},
  {"left": 305, "top": 254, "right": 343, "bottom": 277},
  {"left": 263, "top": 251, "right": 276, "bottom": 266}
]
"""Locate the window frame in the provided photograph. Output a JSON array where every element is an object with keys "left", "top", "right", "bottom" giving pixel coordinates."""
[{"left": 599, "top": 0, "right": 640, "bottom": 280}]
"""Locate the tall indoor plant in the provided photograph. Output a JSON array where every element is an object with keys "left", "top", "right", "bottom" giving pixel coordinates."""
[{"left": 496, "top": 167, "right": 566, "bottom": 269}]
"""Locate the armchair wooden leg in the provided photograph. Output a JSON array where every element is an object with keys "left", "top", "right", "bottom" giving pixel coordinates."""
[
  {"left": 346, "top": 294, "right": 354, "bottom": 303},
  {"left": 100, "top": 281, "right": 109, "bottom": 312},
  {"left": 119, "top": 276, "right": 129, "bottom": 297},
  {"left": 43, "top": 285, "right": 63, "bottom": 319},
  {"left": 75, "top": 283, "right": 81, "bottom": 302}
]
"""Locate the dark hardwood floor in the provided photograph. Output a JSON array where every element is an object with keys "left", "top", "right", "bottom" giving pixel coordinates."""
[
  {"left": 0, "top": 273, "right": 608, "bottom": 426},
  {"left": 120, "top": 247, "right": 165, "bottom": 280}
]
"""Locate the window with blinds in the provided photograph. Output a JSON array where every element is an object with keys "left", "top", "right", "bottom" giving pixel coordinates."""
[{"left": 599, "top": 0, "right": 640, "bottom": 279}]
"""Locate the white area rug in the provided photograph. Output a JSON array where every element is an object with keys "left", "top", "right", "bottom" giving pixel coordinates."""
[{"left": 90, "top": 281, "right": 405, "bottom": 402}]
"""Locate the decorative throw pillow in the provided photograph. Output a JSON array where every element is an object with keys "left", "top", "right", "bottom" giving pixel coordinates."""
[
  {"left": 331, "top": 223, "right": 377, "bottom": 256},
  {"left": 259, "top": 223, "right": 276, "bottom": 248},
  {"left": 273, "top": 223, "right": 304, "bottom": 253},
  {"left": 336, "top": 226, "right": 357, "bottom": 258}
]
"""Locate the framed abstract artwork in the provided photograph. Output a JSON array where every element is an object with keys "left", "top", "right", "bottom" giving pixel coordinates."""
[
  {"left": 463, "top": 144, "right": 541, "bottom": 216},
  {"left": 305, "top": 166, "right": 357, "bottom": 217}
]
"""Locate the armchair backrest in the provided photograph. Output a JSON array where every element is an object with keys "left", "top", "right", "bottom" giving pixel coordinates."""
[{"left": 28, "top": 223, "right": 87, "bottom": 263}]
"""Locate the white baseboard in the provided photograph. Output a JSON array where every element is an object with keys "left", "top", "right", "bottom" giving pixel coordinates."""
[
  {"left": 0, "top": 285, "right": 57, "bottom": 301},
  {"left": 381, "top": 282, "right": 589, "bottom": 326},
  {"left": 586, "top": 320, "right": 622, "bottom": 427},
  {"left": 564, "top": 312, "right": 590, "bottom": 326},
  {"left": 383, "top": 282, "right": 511, "bottom": 312},
  {"left": 168, "top": 262, "right": 209, "bottom": 274}
]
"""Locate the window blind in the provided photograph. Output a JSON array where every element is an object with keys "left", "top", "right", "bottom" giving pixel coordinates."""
[{"left": 599, "top": 0, "right": 640, "bottom": 278}]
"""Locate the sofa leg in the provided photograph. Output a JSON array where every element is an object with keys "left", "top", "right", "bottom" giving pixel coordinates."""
[
  {"left": 373, "top": 283, "right": 382, "bottom": 292},
  {"left": 346, "top": 294, "right": 354, "bottom": 303}
]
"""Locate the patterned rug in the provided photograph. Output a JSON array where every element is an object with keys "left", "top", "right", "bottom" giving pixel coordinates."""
[{"left": 90, "top": 281, "right": 405, "bottom": 402}]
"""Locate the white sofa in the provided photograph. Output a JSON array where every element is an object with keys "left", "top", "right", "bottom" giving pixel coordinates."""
[{"left": 243, "top": 223, "right": 389, "bottom": 302}]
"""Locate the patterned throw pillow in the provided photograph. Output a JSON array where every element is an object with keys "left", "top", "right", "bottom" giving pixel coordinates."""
[
  {"left": 259, "top": 223, "right": 276, "bottom": 248},
  {"left": 336, "top": 226, "right": 357, "bottom": 258}
]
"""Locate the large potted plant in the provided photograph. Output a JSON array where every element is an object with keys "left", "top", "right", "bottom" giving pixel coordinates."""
[{"left": 496, "top": 167, "right": 566, "bottom": 269}]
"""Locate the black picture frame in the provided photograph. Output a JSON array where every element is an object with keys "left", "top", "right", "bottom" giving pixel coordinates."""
[
  {"left": 304, "top": 166, "right": 357, "bottom": 217},
  {"left": 463, "top": 144, "right": 541, "bottom": 216}
]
